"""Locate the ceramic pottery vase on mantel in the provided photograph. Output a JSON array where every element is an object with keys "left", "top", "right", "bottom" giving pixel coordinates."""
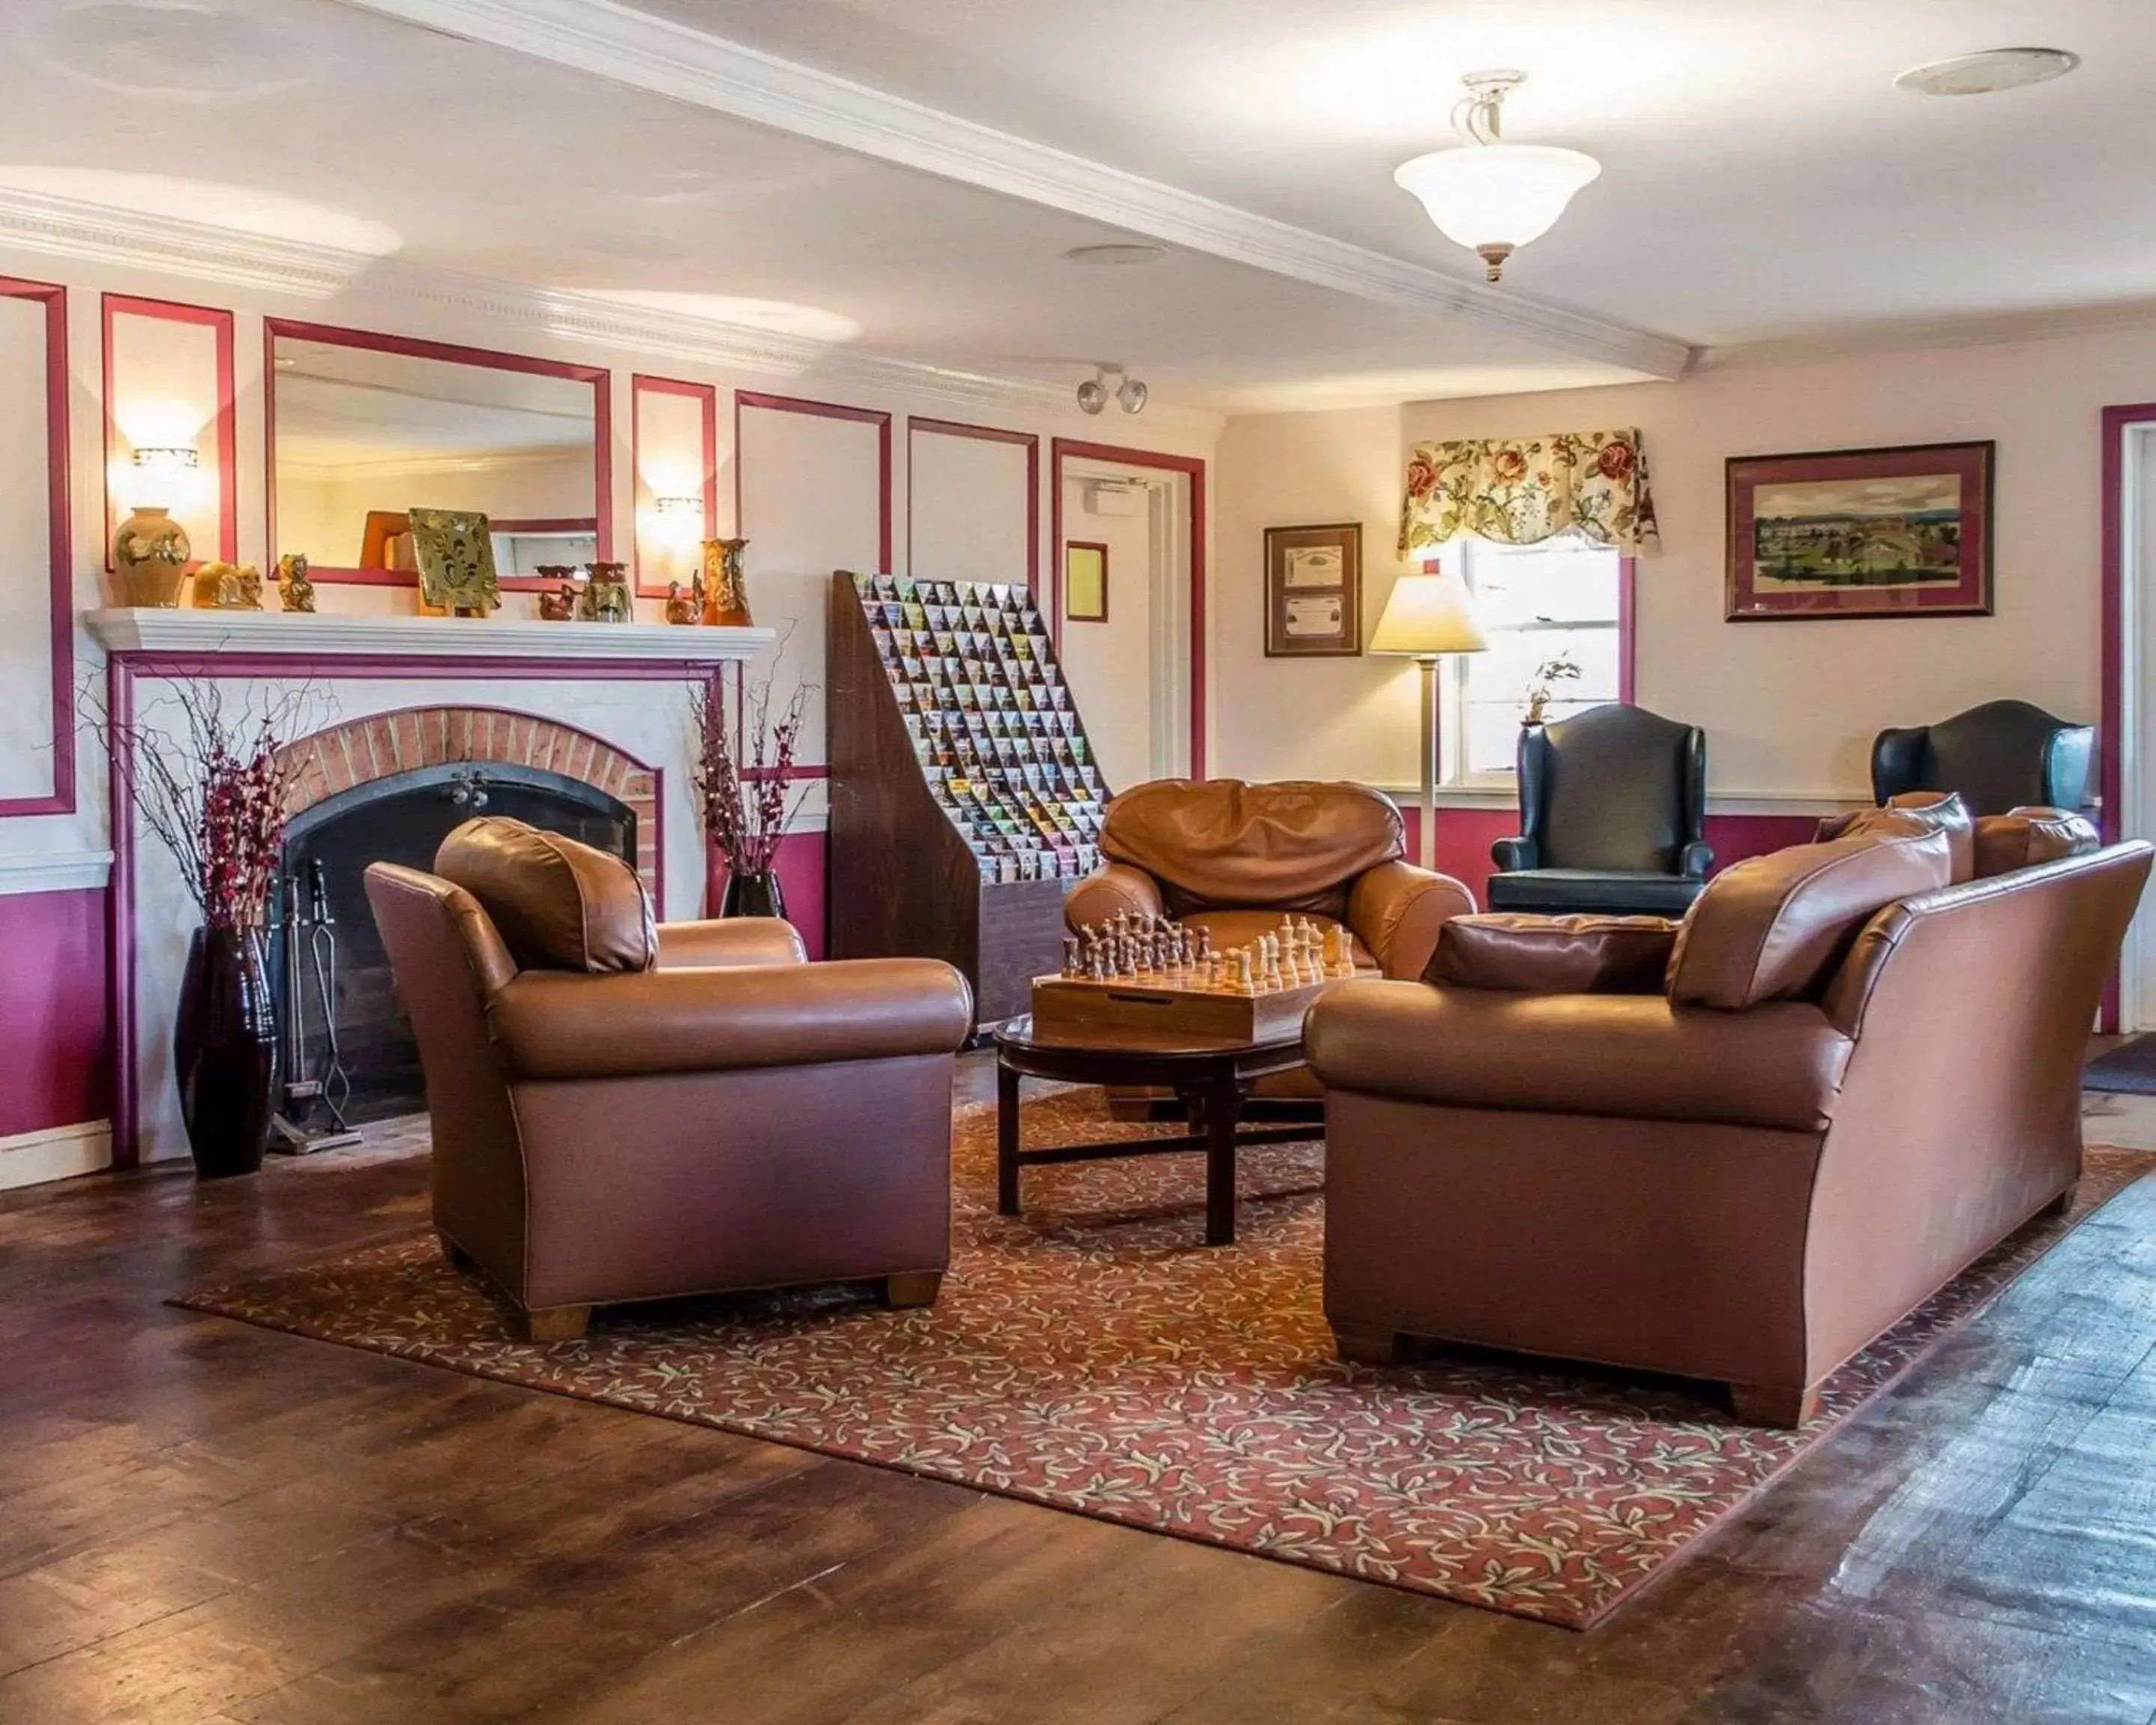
[
  {"left": 114, "top": 505, "right": 191, "bottom": 607},
  {"left": 173, "top": 925, "right": 278, "bottom": 1179},
  {"left": 719, "top": 870, "right": 786, "bottom": 922}
]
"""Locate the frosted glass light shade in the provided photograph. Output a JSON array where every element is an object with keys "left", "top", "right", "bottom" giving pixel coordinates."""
[
  {"left": 1371, "top": 571, "right": 1487, "bottom": 656},
  {"left": 1392, "top": 143, "right": 1601, "bottom": 253}
]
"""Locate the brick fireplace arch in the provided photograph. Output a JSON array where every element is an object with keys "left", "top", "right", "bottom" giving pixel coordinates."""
[{"left": 278, "top": 705, "right": 661, "bottom": 894}]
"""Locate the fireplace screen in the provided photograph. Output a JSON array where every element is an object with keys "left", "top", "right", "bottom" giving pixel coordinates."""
[{"left": 276, "top": 762, "right": 637, "bottom": 1124}]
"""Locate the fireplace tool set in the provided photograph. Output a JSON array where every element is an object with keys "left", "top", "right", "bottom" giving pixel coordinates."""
[{"left": 270, "top": 860, "right": 362, "bottom": 1154}]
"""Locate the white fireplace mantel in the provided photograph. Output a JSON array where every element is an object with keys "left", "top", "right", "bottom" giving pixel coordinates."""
[{"left": 85, "top": 609, "right": 776, "bottom": 664}]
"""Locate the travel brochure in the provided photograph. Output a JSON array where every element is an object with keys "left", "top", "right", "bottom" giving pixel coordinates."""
[{"left": 851, "top": 572, "right": 1107, "bottom": 883}]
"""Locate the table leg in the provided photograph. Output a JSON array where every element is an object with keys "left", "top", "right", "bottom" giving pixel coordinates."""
[
  {"left": 997, "top": 1061, "right": 1022, "bottom": 1217},
  {"left": 1205, "top": 1070, "right": 1242, "bottom": 1247}
]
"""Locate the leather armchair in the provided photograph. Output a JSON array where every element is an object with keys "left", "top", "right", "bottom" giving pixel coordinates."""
[
  {"left": 1309, "top": 815, "right": 2153, "bottom": 1426},
  {"left": 1065, "top": 778, "right": 1474, "bottom": 1105},
  {"left": 1488, "top": 703, "right": 1713, "bottom": 916},
  {"left": 1872, "top": 699, "right": 2095, "bottom": 815},
  {"left": 365, "top": 817, "right": 973, "bottom": 1340},
  {"left": 1066, "top": 777, "right": 1476, "bottom": 982}
]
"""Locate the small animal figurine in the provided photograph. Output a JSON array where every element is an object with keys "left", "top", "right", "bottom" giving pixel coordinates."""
[
  {"left": 663, "top": 573, "right": 705, "bottom": 626},
  {"left": 189, "top": 560, "right": 264, "bottom": 609},
  {"left": 275, "top": 553, "right": 316, "bottom": 613},
  {"left": 701, "top": 537, "right": 752, "bottom": 626},
  {"left": 538, "top": 582, "right": 578, "bottom": 621},
  {"left": 579, "top": 562, "right": 634, "bottom": 624}
]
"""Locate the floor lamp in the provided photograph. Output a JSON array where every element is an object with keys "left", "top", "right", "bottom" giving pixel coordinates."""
[{"left": 1371, "top": 570, "right": 1487, "bottom": 870}]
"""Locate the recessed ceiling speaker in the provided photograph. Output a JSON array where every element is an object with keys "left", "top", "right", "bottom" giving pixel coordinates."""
[{"left": 1895, "top": 47, "right": 2080, "bottom": 96}]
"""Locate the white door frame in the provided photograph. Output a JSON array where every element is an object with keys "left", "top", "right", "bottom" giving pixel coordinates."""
[{"left": 2117, "top": 417, "right": 2156, "bottom": 1029}]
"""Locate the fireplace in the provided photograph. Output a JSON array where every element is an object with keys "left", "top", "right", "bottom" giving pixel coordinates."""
[{"left": 274, "top": 707, "right": 655, "bottom": 1125}]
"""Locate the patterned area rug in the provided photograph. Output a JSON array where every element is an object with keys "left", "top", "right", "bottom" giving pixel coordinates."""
[{"left": 174, "top": 1095, "right": 2150, "bottom": 1629}]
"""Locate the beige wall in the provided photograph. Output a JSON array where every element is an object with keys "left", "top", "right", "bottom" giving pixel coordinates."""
[{"left": 1214, "top": 323, "right": 2156, "bottom": 797}]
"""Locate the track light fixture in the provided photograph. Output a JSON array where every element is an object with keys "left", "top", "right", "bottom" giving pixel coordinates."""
[{"left": 1077, "top": 363, "right": 1148, "bottom": 416}]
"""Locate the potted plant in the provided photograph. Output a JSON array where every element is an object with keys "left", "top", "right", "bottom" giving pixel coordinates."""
[
  {"left": 1523, "top": 651, "right": 1583, "bottom": 728},
  {"left": 692, "top": 660, "right": 809, "bottom": 921},
  {"left": 88, "top": 681, "right": 311, "bottom": 1177}
]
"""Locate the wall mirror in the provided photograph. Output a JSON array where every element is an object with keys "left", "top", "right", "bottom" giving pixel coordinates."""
[{"left": 266, "top": 320, "right": 610, "bottom": 587}]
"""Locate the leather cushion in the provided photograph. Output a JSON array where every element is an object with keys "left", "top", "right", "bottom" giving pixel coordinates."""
[
  {"left": 1100, "top": 779, "right": 1403, "bottom": 910},
  {"left": 1429, "top": 913, "right": 1680, "bottom": 994},
  {"left": 1815, "top": 791, "right": 1975, "bottom": 883},
  {"left": 1485, "top": 868, "right": 1708, "bottom": 916},
  {"left": 435, "top": 815, "right": 657, "bottom": 975},
  {"left": 1306, "top": 981, "right": 1851, "bottom": 1132},
  {"left": 1666, "top": 824, "right": 1952, "bottom": 1010},
  {"left": 1970, "top": 806, "right": 2100, "bottom": 877}
]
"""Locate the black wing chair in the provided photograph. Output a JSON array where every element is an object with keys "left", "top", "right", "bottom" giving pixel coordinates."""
[
  {"left": 1871, "top": 700, "right": 2095, "bottom": 816},
  {"left": 1487, "top": 703, "right": 1714, "bottom": 916}
]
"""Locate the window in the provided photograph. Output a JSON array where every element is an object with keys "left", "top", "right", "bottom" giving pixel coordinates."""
[{"left": 1443, "top": 535, "right": 1625, "bottom": 782}]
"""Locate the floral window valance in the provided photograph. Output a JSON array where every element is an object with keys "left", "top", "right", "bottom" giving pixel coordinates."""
[{"left": 1399, "top": 428, "right": 1660, "bottom": 557}]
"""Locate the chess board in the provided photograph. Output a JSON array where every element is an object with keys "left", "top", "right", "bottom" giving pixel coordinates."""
[{"left": 1029, "top": 971, "right": 1338, "bottom": 1042}]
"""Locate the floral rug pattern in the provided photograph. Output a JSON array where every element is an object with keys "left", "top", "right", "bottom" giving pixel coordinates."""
[{"left": 174, "top": 1095, "right": 2148, "bottom": 1628}]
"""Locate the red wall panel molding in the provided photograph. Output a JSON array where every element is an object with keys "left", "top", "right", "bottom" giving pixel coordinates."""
[{"left": 0, "top": 276, "right": 73, "bottom": 818}]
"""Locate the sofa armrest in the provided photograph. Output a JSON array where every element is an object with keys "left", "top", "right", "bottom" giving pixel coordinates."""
[
  {"left": 1066, "top": 862, "right": 1165, "bottom": 931},
  {"left": 655, "top": 916, "right": 808, "bottom": 970},
  {"left": 1346, "top": 859, "right": 1476, "bottom": 979},
  {"left": 1678, "top": 840, "right": 1716, "bottom": 880},
  {"left": 1306, "top": 980, "right": 1851, "bottom": 1131},
  {"left": 1491, "top": 836, "right": 1539, "bottom": 871},
  {"left": 1427, "top": 913, "right": 1679, "bottom": 994},
  {"left": 488, "top": 958, "right": 974, "bottom": 1080}
]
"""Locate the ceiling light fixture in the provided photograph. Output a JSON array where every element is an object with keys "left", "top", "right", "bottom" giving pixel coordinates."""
[
  {"left": 1077, "top": 364, "right": 1148, "bottom": 416},
  {"left": 1392, "top": 70, "right": 1601, "bottom": 284},
  {"left": 1894, "top": 47, "right": 2080, "bottom": 97}
]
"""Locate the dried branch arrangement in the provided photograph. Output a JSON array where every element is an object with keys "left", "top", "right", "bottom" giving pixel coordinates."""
[
  {"left": 81, "top": 678, "right": 321, "bottom": 929},
  {"left": 691, "top": 643, "right": 811, "bottom": 880}
]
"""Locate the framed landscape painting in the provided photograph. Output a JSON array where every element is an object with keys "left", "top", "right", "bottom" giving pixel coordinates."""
[
  {"left": 1264, "top": 522, "right": 1362, "bottom": 656},
  {"left": 1726, "top": 441, "right": 1993, "bottom": 621}
]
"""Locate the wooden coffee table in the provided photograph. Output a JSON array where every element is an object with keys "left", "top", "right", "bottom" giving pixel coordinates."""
[{"left": 991, "top": 1014, "right": 1316, "bottom": 1246}]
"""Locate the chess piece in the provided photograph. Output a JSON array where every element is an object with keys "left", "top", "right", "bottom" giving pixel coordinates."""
[
  {"left": 1234, "top": 949, "right": 1256, "bottom": 994},
  {"left": 1062, "top": 934, "right": 1081, "bottom": 978}
]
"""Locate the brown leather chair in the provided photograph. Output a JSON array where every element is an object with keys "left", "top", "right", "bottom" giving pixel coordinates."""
[
  {"left": 1065, "top": 778, "right": 1475, "bottom": 1103},
  {"left": 1308, "top": 811, "right": 2152, "bottom": 1426},
  {"left": 365, "top": 816, "right": 974, "bottom": 1340},
  {"left": 1067, "top": 777, "right": 1475, "bottom": 979}
]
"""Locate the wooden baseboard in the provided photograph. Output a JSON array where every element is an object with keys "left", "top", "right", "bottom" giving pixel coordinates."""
[{"left": 0, "top": 1120, "right": 113, "bottom": 1191}]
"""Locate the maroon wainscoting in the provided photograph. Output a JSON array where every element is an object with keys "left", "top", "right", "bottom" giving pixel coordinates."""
[
  {"left": 706, "top": 831, "right": 829, "bottom": 961},
  {"left": 1407, "top": 807, "right": 1824, "bottom": 909},
  {"left": 0, "top": 888, "right": 112, "bottom": 1140}
]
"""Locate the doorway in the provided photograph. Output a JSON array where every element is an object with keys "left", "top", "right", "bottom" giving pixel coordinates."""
[
  {"left": 2114, "top": 409, "right": 2156, "bottom": 1027},
  {"left": 1050, "top": 440, "right": 1204, "bottom": 796}
]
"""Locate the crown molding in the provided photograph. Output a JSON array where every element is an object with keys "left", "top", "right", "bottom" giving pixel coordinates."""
[
  {"left": 0, "top": 186, "right": 1222, "bottom": 434},
  {"left": 1699, "top": 297, "right": 2156, "bottom": 373},
  {"left": 332, "top": 0, "right": 1695, "bottom": 382}
]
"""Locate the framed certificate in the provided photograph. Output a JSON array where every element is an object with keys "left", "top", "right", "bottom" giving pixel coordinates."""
[{"left": 1264, "top": 523, "right": 1362, "bottom": 657}]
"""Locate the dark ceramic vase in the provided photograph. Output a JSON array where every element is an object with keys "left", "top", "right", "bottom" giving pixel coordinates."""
[
  {"left": 174, "top": 925, "right": 278, "bottom": 1179},
  {"left": 719, "top": 868, "right": 787, "bottom": 922}
]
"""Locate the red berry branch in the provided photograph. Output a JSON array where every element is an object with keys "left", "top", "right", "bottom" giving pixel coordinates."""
[
  {"left": 692, "top": 638, "right": 810, "bottom": 880},
  {"left": 81, "top": 678, "right": 320, "bottom": 931}
]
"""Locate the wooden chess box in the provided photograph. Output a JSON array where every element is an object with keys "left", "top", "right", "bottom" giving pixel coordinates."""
[{"left": 1029, "top": 972, "right": 1335, "bottom": 1042}]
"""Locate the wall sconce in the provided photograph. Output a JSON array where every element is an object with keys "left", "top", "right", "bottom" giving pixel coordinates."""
[
  {"left": 128, "top": 443, "right": 201, "bottom": 508},
  {"left": 648, "top": 493, "right": 704, "bottom": 549}
]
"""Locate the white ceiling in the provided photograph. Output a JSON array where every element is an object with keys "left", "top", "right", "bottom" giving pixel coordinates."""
[{"left": 2, "top": 0, "right": 2149, "bottom": 413}]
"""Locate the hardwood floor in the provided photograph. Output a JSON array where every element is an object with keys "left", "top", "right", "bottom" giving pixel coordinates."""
[{"left": 3, "top": 1063, "right": 2154, "bottom": 1725}]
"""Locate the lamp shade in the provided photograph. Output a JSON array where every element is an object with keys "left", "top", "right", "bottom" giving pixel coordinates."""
[
  {"left": 1392, "top": 143, "right": 1601, "bottom": 255},
  {"left": 1371, "top": 571, "right": 1487, "bottom": 656}
]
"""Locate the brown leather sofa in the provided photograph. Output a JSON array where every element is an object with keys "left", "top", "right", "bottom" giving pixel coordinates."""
[
  {"left": 365, "top": 816, "right": 974, "bottom": 1340},
  {"left": 1307, "top": 808, "right": 2148, "bottom": 1426}
]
